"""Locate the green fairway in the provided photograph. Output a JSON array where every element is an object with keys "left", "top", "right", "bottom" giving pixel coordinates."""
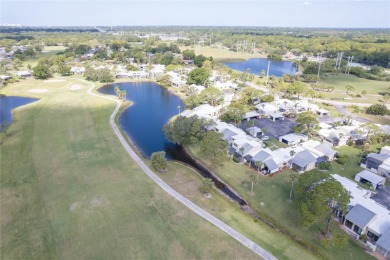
[
  {"left": 187, "top": 145, "right": 373, "bottom": 260},
  {"left": 317, "top": 74, "right": 390, "bottom": 103},
  {"left": 0, "top": 78, "right": 259, "bottom": 259}
]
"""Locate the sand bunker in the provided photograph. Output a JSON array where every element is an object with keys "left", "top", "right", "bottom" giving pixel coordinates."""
[
  {"left": 69, "top": 84, "right": 82, "bottom": 90},
  {"left": 28, "top": 89, "right": 48, "bottom": 93},
  {"left": 43, "top": 79, "right": 65, "bottom": 83}
]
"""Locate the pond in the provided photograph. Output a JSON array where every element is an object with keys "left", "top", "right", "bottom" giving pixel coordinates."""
[
  {"left": 0, "top": 95, "right": 38, "bottom": 132},
  {"left": 224, "top": 58, "right": 297, "bottom": 77},
  {"left": 98, "top": 82, "right": 184, "bottom": 159},
  {"left": 98, "top": 81, "right": 247, "bottom": 205}
]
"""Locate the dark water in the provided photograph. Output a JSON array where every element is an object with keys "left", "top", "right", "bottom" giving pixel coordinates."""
[
  {"left": 98, "top": 82, "right": 184, "bottom": 159},
  {"left": 224, "top": 58, "right": 297, "bottom": 77},
  {"left": 98, "top": 82, "right": 247, "bottom": 205},
  {"left": 0, "top": 96, "right": 38, "bottom": 132}
]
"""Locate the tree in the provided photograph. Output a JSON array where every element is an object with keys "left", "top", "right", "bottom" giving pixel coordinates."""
[
  {"left": 12, "top": 58, "right": 22, "bottom": 70},
  {"left": 84, "top": 67, "right": 98, "bottom": 81},
  {"left": 187, "top": 67, "right": 210, "bottom": 85},
  {"left": 288, "top": 81, "right": 307, "bottom": 99},
  {"left": 366, "top": 104, "right": 389, "bottom": 116},
  {"left": 383, "top": 94, "right": 390, "bottom": 104},
  {"left": 163, "top": 116, "right": 213, "bottom": 145},
  {"left": 294, "top": 111, "right": 319, "bottom": 138},
  {"left": 194, "top": 54, "right": 207, "bottom": 67},
  {"left": 58, "top": 64, "right": 71, "bottom": 76},
  {"left": 249, "top": 173, "right": 257, "bottom": 195},
  {"left": 33, "top": 63, "right": 52, "bottom": 79},
  {"left": 221, "top": 103, "right": 245, "bottom": 126},
  {"left": 199, "top": 131, "right": 228, "bottom": 166},
  {"left": 345, "top": 85, "right": 355, "bottom": 94},
  {"left": 289, "top": 172, "right": 299, "bottom": 201},
  {"left": 151, "top": 151, "right": 167, "bottom": 172},
  {"left": 200, "top": 178, "right": 214, "bottom": 194},
  {"left": 182, "top": 49, "right": 196, "bottom": 60},
  {"left": 177, "top": 105, "right": 182, "bottom": 114},
  {"left": 295, "top": 172, "right": 350, "bottom": 236},
  {"left": 199, "top": 87, "right": 223, "bottom": 107},
  {"left": 97, "top": 68, "right": 114, "bottom": 83}
]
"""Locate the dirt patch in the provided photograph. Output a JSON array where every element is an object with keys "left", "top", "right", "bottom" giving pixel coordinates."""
[
  {"left": 69, "top": 84, "right": 82, "bottom": 91},
  {"left": 43, "top": 79, "right": 65, "bottom": 83},
  {"left": 28, "top": 89, "right": 48, "bottom": 93},
  {"left": 90, "top": 197, "right": 108, "bottom": 208},
  {"left": 69, "top": 202, "right": 79, "bottom": 211}
]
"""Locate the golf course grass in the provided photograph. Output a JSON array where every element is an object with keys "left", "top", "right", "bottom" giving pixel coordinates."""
[{"left": 0, "top": 77, "right": 260, "bottom": 259}]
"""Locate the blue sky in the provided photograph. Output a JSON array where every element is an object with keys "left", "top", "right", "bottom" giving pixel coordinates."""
[{"left": 2, "top": 0, "right": 389, "bottom": 28}]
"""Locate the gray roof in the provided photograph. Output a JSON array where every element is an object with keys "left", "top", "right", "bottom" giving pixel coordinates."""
[
  {"left": 241, "top": 143, "right": 255, "bottom": 154},
  {"left": 377, "top": 227, "right": 390, "bottom": 252},
  {"left": 367, "top": 153, "right": 390, "bottom": 163},
  {"left": 221, "top": 128, "right": 238, "bottom": 141},
  {"left": 345, "top": 204, "right": 376, "bottom": 229},
  {"left": 291, "top": 150, "right": 316, "bottom": 168},
  {"left": 356, "top": 170, "right": 386, "bottom": 185},
  {"left": 251, "top": 150, "right": 272, "bottom": 163},
  {"left": 315, "top": 143, "right": 337, "bottom": 158},
  {"left": 264, "top": 159, "right": 279, "bottom": 171}
]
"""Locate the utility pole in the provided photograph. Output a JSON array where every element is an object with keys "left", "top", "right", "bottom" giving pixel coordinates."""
[
  {"left": 317, "top": 52, "right": 322, "bottom": 79},
  {"left": 335, "top": 52, "right": 340, "bottom": 70},
  {"left": 266, "top": 60, "right": 271, "bottom": 88}
]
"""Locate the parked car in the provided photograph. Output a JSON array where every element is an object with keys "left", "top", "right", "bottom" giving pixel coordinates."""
[
  {"left": 261, "top": 135, "right": 269, "bottom": 141},
  {"left": 343, "top": 96, "right": 353, "bottom": 100}
]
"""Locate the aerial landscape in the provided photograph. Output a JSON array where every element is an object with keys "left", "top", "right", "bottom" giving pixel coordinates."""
[{"left": 1, "top": 0, "right": 390, "bottom": 259}]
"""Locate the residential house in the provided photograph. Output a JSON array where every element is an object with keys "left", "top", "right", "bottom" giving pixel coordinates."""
[
  {"left": 245, "top": 126, "right": 262, "bottom": 138},
  {"left": 332, "top": 174, "right": 390, "bottom": 257},
  {"left": 355, "top": 170, "right": 386, "bottom": 190},
  {"left": 255, "top": 103, "right": 279, "bottom": 116},
  {"left": 17, "top": 71, "right": 32, "bottom": 78},
  {"left": 364, "top": 153, "right": 390, "bottom": 173},
  {"left": 279, "top": 133, "right": 308, "bottom": 146},
  {"left": 291, "top": 150, "right": 317, "bottom": 173},
  {"left": 70, "top": 67, "right": 85, "bottom": 74}
]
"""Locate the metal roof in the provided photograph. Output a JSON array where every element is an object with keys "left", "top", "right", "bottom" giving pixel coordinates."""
[{"left": 345, "top": 204, "right": 376, "bottom": 229}]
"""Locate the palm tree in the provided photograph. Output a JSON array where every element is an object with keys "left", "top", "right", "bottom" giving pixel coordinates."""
[
  {"left": 249, "top": 173, "right": 257, "bottom": 195},
  {"left": 177, "top": 105, "right": 182, "bottom": 114},
  {"left": 289, "top": 173, "right": 299, "bottom": 201}
]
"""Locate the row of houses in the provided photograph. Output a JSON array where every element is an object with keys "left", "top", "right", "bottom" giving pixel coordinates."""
[
  {"left": 333, "top": 174, "right": 390, "bottom": 259},
  {"left": 361, "top": 146, "right": 390, "bottom": 180},
  {"left": 254, "top": 98, "right": 330, "bottom": 118}
]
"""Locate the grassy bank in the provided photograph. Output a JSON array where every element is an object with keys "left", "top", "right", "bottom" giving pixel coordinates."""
[
  {"left": 187, "top": 144, "right": 373, "bottom": 260},
  {"left": 0, "top": 77, "right": 259, "bottom": 259},
  {"left": 154, "top": 161, "right": 319, "bottom": 260}
]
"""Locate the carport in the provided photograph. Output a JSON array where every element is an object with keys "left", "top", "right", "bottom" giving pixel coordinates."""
[
  {"left": 269, "top": 112, "right": 284, "bottom": 122},
  {"left": 355, "top": 170, "right": 386, "bottom": 190}
]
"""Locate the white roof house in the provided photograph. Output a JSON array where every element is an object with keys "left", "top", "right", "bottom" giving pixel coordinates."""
[
  {"left": 188, "top": 84, "right": 205, "bottom": 94},
  {"left": 279, "top": 133, "right": 308, "bottom": 146},
  {"left": 255, "top": 103, "right": 279, "bottom": 116},
  {"left": 380, "top": 146, "right": 390, "bottom": 156},
  {"left": 182, "top": 104, "right": 222, "bottom": 120},
  {"left": 213, "top": 81, "right": 238, "bottom": 91},
  {"left": 355, "top": 170, "right": 386, "bottom": 190},
  {"left": 17, "top": 71, "right": 32, "bottom": 78},
  {"left": 70, "top": 67, "right": 85, "bottom": 74}
]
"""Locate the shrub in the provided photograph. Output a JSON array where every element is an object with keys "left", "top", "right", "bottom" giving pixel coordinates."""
[
  {"left": 337, "top": 157, "right": 346, "bottom": 165},
  {"left": 366, "top": 104, "right": 389, "bottom": 116},
  {"left": 199, "top": 178, "right": 214, "bottom": 194},
  {"left": 151, "top": 151, "right": 167, "bottom": 172},
  {"left": 318, "top": 161, "right": 332, "bottom": 170}
]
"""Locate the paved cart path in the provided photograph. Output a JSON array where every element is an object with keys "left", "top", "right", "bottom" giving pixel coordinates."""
[{"left": 84, "top": 80, "right": 277, "bottom": 260}]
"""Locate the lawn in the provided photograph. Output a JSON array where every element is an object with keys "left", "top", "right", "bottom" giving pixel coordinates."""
[
  {"left": 180, "top": 45, "right": 267, "bottom": 62},
  {"left": 155, "top": 161, "right": 319, "bottom": 260},
  {"left": 0, "top": 77, "right": 259, "bottom": 259},
  {"left": 21, "top": 46, "right": 67, "bottom": 69},
  {"left": 344, "top": 107, "right": 390, "bottom": 125},
  {"left": 187, "top": 145, "right": 373, "bottom": 260}
]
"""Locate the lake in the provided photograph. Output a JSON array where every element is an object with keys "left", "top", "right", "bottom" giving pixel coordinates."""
[
  {"left": 98, "top": 81, "right": 184, "bottom": 159},
  {"left": 0, "top": 96, "right": 38, "bottom": 132},
  {"left": 224, "top": 58, "right": 297, "bottom": 77}
]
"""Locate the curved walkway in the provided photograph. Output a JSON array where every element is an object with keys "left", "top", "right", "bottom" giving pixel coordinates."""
[{"left": 83, "top": 79, "right": 277, "bottom": 260}]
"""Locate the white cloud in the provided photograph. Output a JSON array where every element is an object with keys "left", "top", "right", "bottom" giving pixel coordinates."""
[{"left": 303, "top": 1, "right": 312, "bottom": 5}]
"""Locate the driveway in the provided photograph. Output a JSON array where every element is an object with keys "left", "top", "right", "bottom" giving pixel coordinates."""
[
  {"left": 371, "top": 185, "right": 390, "bottom": 210},
  {"left": 240, "top": 118, "right": 297, "bottom": 139}
]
